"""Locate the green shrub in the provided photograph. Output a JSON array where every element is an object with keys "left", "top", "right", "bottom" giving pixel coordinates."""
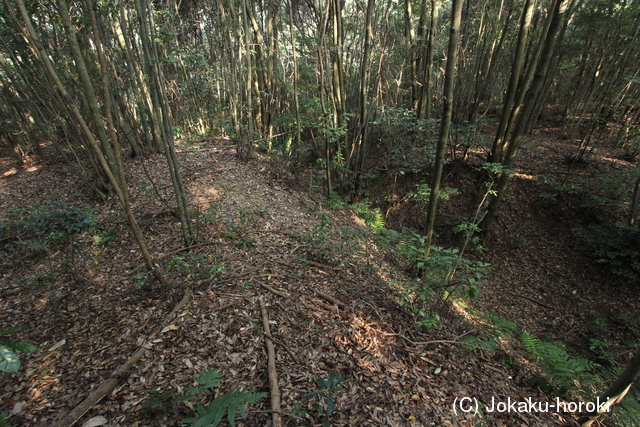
[
  {"left": 369, "top": 107, "right": 437, "bottom": 175},
  {"left": 92, "top": 228, "right": 118, "bottom": 246},
  {"left": 304, "top": 373, "right": 345, "bottom": 427},
  {"left": 141, "top": 369, "right": 265, "bottom": 426},
  {"left": 407, "top": 184, "right": 459, "bottom": 204},
  {"left": 11, "top": 201, "right": 95, "bottom": 243},
  {"left": 168, "top": 252, "right": 226, "bottom": 281},
  {"left": 392, "top": 230, "right": 489, "bottom": 327}
]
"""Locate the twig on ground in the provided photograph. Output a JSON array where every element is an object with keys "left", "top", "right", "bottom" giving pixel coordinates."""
[
  {"left": 54, "top": 289, "right": 192, "bottom": 427},
  {"left": 315, "top": 290, "right": 346, "bottom": 308},
  {"left": 508, "top": 291, "right": 558, "bottom": 312},
  {"left": 387, "top": 330, "right": 477, "bottom": 347},
  {"left": 258, "top": 282, "right": 289, "bottom": 298},
  {"left": 0, "top": 286, "right": 21, "bottom": 297},
  {"left": 262, "top": 331, "right": 298, "bottom": 363},
  {"left": 259, "top": 299, "right": 282, "bottom": 427}
]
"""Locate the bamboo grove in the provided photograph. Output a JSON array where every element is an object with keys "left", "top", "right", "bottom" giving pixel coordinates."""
[{"left": 1, "top": 0, "right": 640, "bottom": 238}]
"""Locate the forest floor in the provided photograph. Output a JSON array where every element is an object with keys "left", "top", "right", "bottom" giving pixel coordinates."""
[{"left": 0, "top": 122, "right": 638, "bottom": 427}]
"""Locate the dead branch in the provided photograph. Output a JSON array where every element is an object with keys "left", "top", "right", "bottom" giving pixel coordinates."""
[
  {"left": 508, "top": 291, "right": 558, "bottom": 312},
  {"left": 258, "top": 282, "right": 288, "bottom": 298},
  {"left": 259, "top": 299, "right": 282, "bottom": 427},
  {"left": 262, "top": 331, "right": 298, "bottom": 363},
  {"left": 315, "top": 290, "right": 346, "bottom": 308},
  {"left": 54, "top": 289, "right": 192, "bottom": 427},
  {"left": 0, "top": 286, "right": 21, "bottom": 298}
]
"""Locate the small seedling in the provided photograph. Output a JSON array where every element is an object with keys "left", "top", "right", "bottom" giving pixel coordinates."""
[
  {"left": 141, "top": 388, "right": 176, "bottom": 415},
  {"left": 133, "top": 272, "right": 150, "bottom": 288},
  {"left": 305, "top": 373, "right": 344, "bottom": 427},
  {"left": 93, "top": 228, "right": 118, "bottom": 246}
]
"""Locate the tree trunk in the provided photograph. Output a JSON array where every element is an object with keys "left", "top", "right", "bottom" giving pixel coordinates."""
[
  {"left": 417, "top": 0, "right": 438, "bottom": 121},
  {"left": 288, "top": 0, "right": 301, "bottom": 161},
  {"left": 331, "top": 0, "right": 348, "bottom": 166},
  {"left": 353, "top": 0, "right": 375, "bottom": 200},
  {"left": 487, "top": 0, "right": 536, "bottom": 164},
  {"left": 135, "top": 0, "right": 194, "bottom": 245},
  {"left": 482, "top": 0, "right": 570, "bottom": 235},
  {"left": 578, "top": 350, "right": 640, "bottom": 427},
  {"left": 424, "top": 0, "right": 463, "bottom": 256},
  {"left": 15, "top": 0, "right": 166, "bottom": 284},
  {"left": 629, "top": 165, "right": 640, "bottom": 225},
  {"left": 241, "top": 0, "right": 255, "bottom": 157}
]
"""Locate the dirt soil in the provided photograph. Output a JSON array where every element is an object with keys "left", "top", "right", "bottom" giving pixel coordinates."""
[{"left": 0, "top": 131, "right": 636, "bottom": 427}]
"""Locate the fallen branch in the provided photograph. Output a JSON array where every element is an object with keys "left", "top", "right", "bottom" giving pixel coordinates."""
[
  {"left": 315, "top": 291, "right": 346, "bottom": 308},
  {"left": 54, "top": 289, "right": 192, "bottom": 427},
  {"left": 258, "top": 282, "right": 288, "bottom": 298},
  {"left": 262, "top": 331, "right": 298, "bottom": 363},
  {"left": 259, "top": 299, "right": 282, "bottom": 427},
  {"left": 508, "top": 291, "right": 558, "bottom": 312},
  {"left": 0, "top": 286, "right": 21, "bottom": 298}
]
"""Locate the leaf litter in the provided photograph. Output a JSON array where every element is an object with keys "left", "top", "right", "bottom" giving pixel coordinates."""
[{"left": 0, "top": 138, "right": 577, "bottom": 426}]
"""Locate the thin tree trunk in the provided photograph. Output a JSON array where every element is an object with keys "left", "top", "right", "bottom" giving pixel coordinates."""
[
  {"left": 288, "top": 0, "right": 301, "bottom": 162},
  {"left": 488, "top": 0, "right": 536, "bottom": 163},
  {"left": 482, "top": 0, "right": 570, "bottom": 235},
  {"left": 14, "top": 0, "right": 166, "bottom": 284},
  {"left": 241, "top": 0, "right": 255, "bottom": 157},
  {"left": 55, "top": 0, "right": 118, "bottom": 180},
  {"left": 135, "top": 0, "right": 193, "bottom": 245},
  {"left": 331, "top": 0, "right": 348, "bottom": 165},
  {"left": 629, "top": 165, "right": 640, "bottom": 225},
  {"left": 424, "top": 0, "right": 463, "bottom": 256},
  {"left": 354, "top": 0, "right": 375, "bottom": 200},
  {"left": 417, "top": 0, "right": 438, "bottom": 121}
]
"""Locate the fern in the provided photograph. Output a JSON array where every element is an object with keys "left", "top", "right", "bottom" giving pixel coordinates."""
[
  {"left": 487, "top": 314, "right": 518, "bottom": 337},
  {"left": 349, "top": 199, "right": 385, "bottom": 231},
  {"left": 184, "top": 388, "right": 266, "bottom": 427},
  {"left": 521, "top": 331, "right": 596, "bottom": 397},
  {"left": 180, "top": 369, "right": 266, "bottom": 427}
]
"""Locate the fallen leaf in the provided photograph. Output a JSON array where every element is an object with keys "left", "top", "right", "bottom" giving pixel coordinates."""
[
  {"left": 81, "top": 416, "right": 108, "bottom": 427},
  {"left": 48, "top": 339, "right": 66, "bottom": 352}
]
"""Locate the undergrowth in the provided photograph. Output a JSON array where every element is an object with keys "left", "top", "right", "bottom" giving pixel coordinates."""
[
  {"left": 463, "top": 311, "right": 640, "bottom": 425},
  {"left": 575, "top": 222, "right": 640, "bottom": 282},
  {"left": 142, "top": 369, "right": 265, "bottom": 426}
]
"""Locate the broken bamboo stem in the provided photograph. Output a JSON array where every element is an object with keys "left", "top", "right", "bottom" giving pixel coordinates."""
[
  {"left": 54, "top": 289, "right": 192, "bottom": 427},
  {"left": 259, "top": 299, "right": 282, "bottom": 427}
]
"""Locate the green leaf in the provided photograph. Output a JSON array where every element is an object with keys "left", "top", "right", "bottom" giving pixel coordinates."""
[
  {"left": 0, "top": 346, "right": 20, "bottom": 373},
  {"left": 0, "top": 326, "right": 21, "bottom": 337},
  {"left": 0, "top": 341, "right": 37, "bottom": 353},
  {"left": 304, "top": 390, "right": 326, "bottom": 399},
  {"left": 315, "top": 377, "right": 329, "bottom": 388},
  {"left": 326, "top": 394, "right": 335, "bottom": 415},
  {"left": 468, "top": 286, "right": 478, "bottom": 299}
]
